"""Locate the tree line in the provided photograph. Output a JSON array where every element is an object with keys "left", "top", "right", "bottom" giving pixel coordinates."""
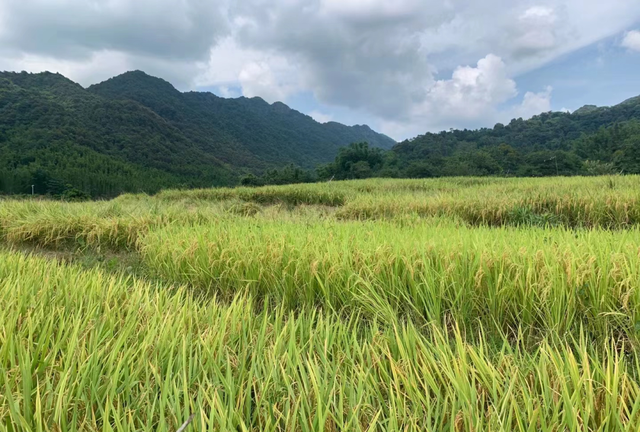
[
  {"left": 245, "top": 97, "right": 640, "bottom": 185},
  {"left": 244, "top": 118, "right": 640, "bottom": 186}
]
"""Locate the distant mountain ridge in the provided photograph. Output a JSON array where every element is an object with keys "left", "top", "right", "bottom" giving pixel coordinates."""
[
  {"left": 386, "top": 94, "right": 640, "bottom": 177},
  {"left": 0, "top": 70, "right": 394, "bottom": 196},
  {"left": 87, "top": 71, "right": 395, "bottom": 169}
]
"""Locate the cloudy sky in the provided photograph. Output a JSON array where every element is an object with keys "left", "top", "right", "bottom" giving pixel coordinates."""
[{"left": 1, "top": 0, "right": 639, "bottom": 140}]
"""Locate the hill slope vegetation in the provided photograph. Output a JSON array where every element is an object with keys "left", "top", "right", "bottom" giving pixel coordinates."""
[
  {"left": 0, "top": 70, "right": 395, "bottom": 197},
  {"left": 383, "top": 96, "right": 640, "bottom": 178}
]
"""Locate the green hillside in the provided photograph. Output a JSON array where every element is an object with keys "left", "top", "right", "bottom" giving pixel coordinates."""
[
  {"left": 385, "top": 96, "right": 640, "bottom": 178},
  {"left": 88, "top": 71, "right": 395, "bottom": 169},
  {"left": 0, "top": 70, "right": 395, "bottom": 197}
]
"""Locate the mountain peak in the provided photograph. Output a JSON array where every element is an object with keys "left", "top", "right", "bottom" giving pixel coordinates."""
[
  {"left": 271, "top": 101, "right": 290, "bottom": 111},
  {"left": 88, "top": 70, "right": 179, "bottom": 97},
  {"left": 572, "top": 105, "right": 602, "bottom": 115},
  {"left": 350, "top": 124, "right": 374, "bottom": 131},
  {"left": 0, "top": 70, "right": 83, "bottom": 92}
]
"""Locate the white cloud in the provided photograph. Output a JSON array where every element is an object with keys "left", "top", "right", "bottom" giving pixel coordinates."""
[
  {"left": 216, "top": 86, "right": 238, "bottom": 98},
  {"left": 378, "top": 56, "right": 553, "bottom": 139},
  {"left": 418, "top": 0, "right": 640, "bottom": 75},
  {"left": 622, "top": 30, "right": 640, "bottom": 52},
  {"left": 194, "top": 38, "right": 303, "bottom": 102},
  {"left": 424, "top": 54, "right": 517, "bottom": 121},
  {"left": 511, "top": 86, "right": 553, "bottom": 119},
  {"left": 521, "top": 6, "right": 555, "bottom": 20},
  {"left": 310, "top": 110, "right": 333, "bottom": 123},
  {"left": 238, "top": 59, "right": 300, "bottom": 103},
  {"left": 511, "top": 6, "right": 558, "bottom": 57},
  {"left": 194, "top": 38, "right": 263, "bottom": 88}
]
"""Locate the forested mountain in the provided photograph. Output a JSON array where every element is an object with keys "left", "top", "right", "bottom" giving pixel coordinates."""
[
  {"left": 89, "top": 71, "right": 395, "bottom": 169},
  {"left": 382, "top": 96, "right": 640, "bottom": 178},
  {"left": 0, "top": 70, "right": 394, "bottom": 197},
  {"left": 4, "top": 69, "right": 639, "bottom": 196},
  {"left": 316, "top": 96, "right": 640, "bottom": 181}
]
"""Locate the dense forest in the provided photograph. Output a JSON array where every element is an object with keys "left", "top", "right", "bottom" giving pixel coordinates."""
[
  {"left": 312, "top": 96, "right": 640, "bottom": 182},
  {"left": 0, "top": 71, "right": 394, "bottom": 197}
]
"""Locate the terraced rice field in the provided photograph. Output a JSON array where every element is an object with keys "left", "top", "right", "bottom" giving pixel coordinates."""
[{"left": 1, "top": 176, "right": 640, "bottom": 431}]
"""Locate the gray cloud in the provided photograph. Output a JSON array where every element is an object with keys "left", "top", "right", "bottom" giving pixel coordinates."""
[
  {"left": 224, "top": 0, "right": 640, "bottom": 125},
  {"left": 228, "top": 0, "right": 457, "bottom": 119},
  {"left": 0, "top": 0, "right": 228, "bottom": 61},
  {"left": 0, "top": 0, "right": 639, "bottom": 136}
]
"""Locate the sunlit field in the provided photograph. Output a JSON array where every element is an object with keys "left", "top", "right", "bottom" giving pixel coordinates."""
[{"left": 1, "top": 176, "right": 640, "bottom": 431}]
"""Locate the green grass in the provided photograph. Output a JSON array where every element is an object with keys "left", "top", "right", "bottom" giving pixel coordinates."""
[{"left": 1, "top": 176, "right": 640, "bottom": 430}]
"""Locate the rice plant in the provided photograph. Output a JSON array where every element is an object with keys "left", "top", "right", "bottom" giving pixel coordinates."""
[
  {"left": 139, "top": 218, "right": 640, "bottom": 342},
  {"left": 2, "top": 176, "right": 640, "bottom": 430},
  {"left": 1, "top": 252, "right": 639, "bottom": 431}
]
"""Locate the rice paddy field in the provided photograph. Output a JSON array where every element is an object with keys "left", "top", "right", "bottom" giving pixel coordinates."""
[{"left": 1, "top": 176, "right": 640, "bottom": 431}]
